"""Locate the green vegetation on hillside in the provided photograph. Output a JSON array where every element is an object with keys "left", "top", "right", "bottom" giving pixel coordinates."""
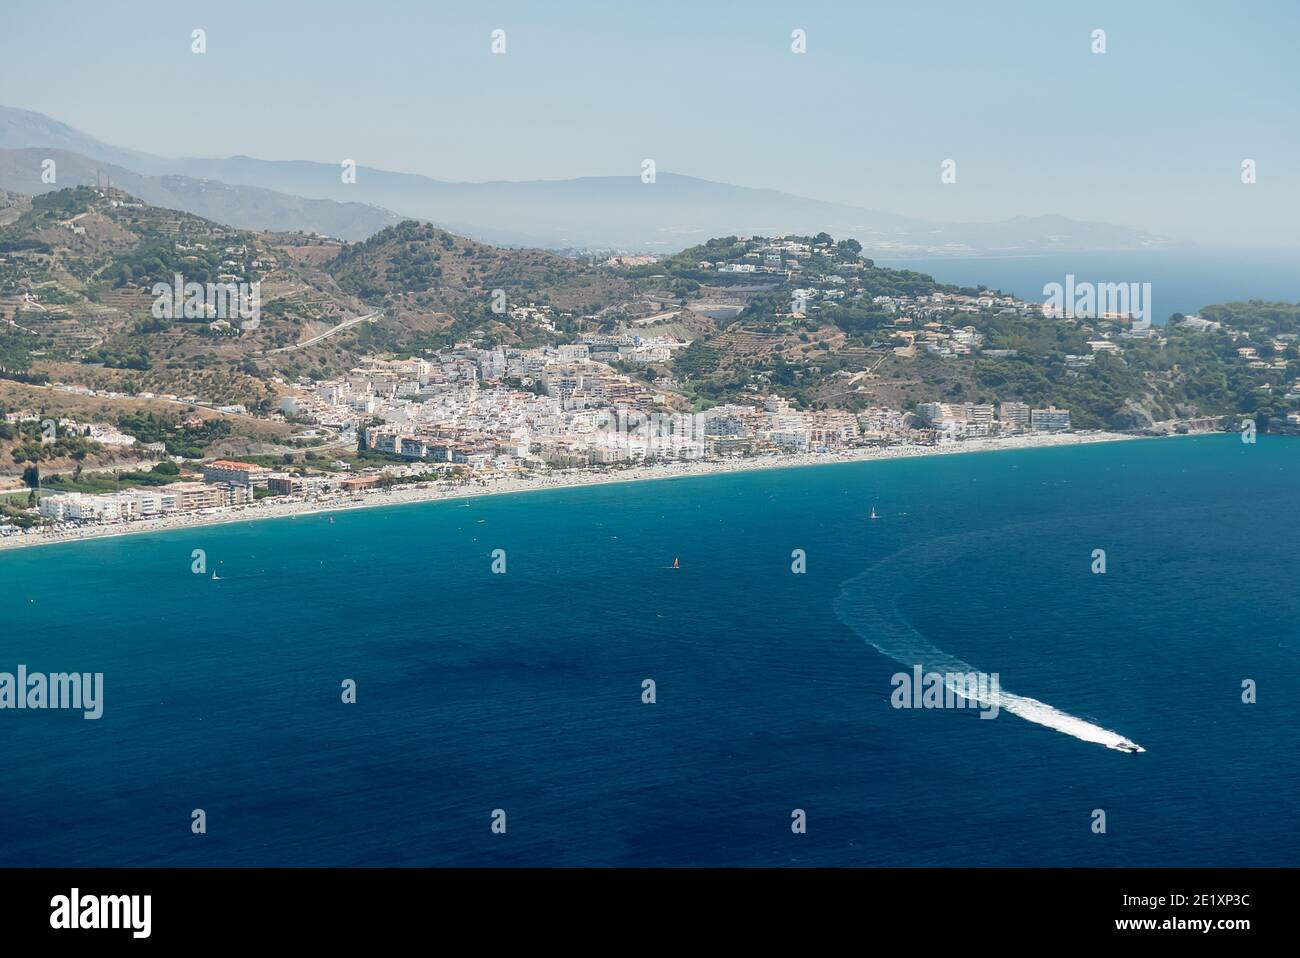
[{"left": 115, "top": 410, "right": 232, "bottom": 458}]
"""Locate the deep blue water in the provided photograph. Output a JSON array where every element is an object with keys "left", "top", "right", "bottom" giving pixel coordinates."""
[
  {"left": 1, "top": 434, "right": 1298, "bottom": 866},
  {"left": 875, "top": 248, "right": 1300, "bottom": 319}
]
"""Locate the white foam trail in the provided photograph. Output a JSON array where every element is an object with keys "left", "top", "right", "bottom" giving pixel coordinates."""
[
  {"left": 982, "top": 687, "right": 1143, "bottom": 753},
  {"left": 835, "top": 549, "right": 1144, "bottom": 754}
]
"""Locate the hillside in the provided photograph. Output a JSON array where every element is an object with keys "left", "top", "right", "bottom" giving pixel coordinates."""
[
  {"left": 601, "top": 235, "right": 1300, "bottom": 431},
  {"left": 0, "top": 189, "right": 644, "bottom": 405},
  {"left": 2, "top": 189, "right": 1296, "bottom": 448},
  {"left": 329, "top": 220, "right": 618, "bottom": 305},
  {"left": 0, "top": 187, "right": 367, "bottom": 403}
]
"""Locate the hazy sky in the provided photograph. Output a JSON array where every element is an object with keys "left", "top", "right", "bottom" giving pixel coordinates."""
[{"left": 2, "top": 0, "right": 1297, "bottom": 246}]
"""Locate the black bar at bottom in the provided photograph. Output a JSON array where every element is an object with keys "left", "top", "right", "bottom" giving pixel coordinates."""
[{"left": 0, "top": 867, "right": 1275, "bottom": 943}]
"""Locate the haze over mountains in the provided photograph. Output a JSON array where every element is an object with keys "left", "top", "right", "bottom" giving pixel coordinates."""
[
  {"left": 0, "top": 148, "right": 402, "bottom": 241},
  {"left": 0, "top": 104, "right": 1174, "bottom": 255}
]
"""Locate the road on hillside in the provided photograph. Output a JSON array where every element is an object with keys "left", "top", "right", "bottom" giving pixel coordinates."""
[{"left": 267, "top": 310, "right": 381, "bottom": 354}]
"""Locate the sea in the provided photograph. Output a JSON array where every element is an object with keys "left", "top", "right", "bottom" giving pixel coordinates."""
[
  {"left": 1, "top": 433, "right": 1297, "bottom": 866},
  {"left": 875, "top": 248, "right": 1300, "bottom": 319}
]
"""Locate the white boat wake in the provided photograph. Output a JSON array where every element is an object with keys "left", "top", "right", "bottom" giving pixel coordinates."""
[
  {"left": 834, "top": 532, "right": 1144, "bottom": 754},
  {"left": 982, "top": 686, "right": 1144, "bottom": 753}
]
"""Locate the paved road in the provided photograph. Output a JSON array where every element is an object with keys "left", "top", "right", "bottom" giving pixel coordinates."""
[{"left": 268, "top": 310, "right": 381, "bottom": 354}]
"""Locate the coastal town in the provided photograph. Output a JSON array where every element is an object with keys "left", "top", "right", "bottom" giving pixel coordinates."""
[
  {"left": 2, "top": 200, "right": 1292, "bottom": 549},
  {"left": 2, "top": 327, "right": 1108, "bottom": 548}
]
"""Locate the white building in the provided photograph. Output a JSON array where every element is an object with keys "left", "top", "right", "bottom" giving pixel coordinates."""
[{"left": 1030, "top": 406, "right": 1071, "bottom": 431}]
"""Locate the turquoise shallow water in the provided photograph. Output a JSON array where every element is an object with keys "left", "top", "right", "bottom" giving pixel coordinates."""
[{"left": 1, "top": 434, "right": 1297, "bottom": 866}]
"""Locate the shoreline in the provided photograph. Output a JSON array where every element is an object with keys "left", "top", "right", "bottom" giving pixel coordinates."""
[{"left": 0, "top": 430, "right": 1179, "bottom": 553}]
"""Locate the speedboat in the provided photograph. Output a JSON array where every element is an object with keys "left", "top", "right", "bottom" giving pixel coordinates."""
[{"left": 1110, "top": 740, "right": 1145, "bottom": 754}]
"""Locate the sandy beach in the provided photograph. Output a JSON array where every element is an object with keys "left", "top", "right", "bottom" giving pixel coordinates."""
[{"left": 0, "top": 430, "right": 1150, "bottom": 553}]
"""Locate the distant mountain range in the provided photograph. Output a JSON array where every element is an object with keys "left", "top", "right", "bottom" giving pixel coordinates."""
[
  {"left": 0, "top": 104, "right": 1175, "bottom": 255},
  {"left": 0, "top": 147, "right": 402, "bottom": 241}
]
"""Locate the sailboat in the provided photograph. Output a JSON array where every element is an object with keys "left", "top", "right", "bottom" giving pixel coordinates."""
[
  {"left": 671, "top": 557, "right": 680, "bottom": 569},
  {"left": 870, "top": 507, "right": 879, "bottom": 520}
]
